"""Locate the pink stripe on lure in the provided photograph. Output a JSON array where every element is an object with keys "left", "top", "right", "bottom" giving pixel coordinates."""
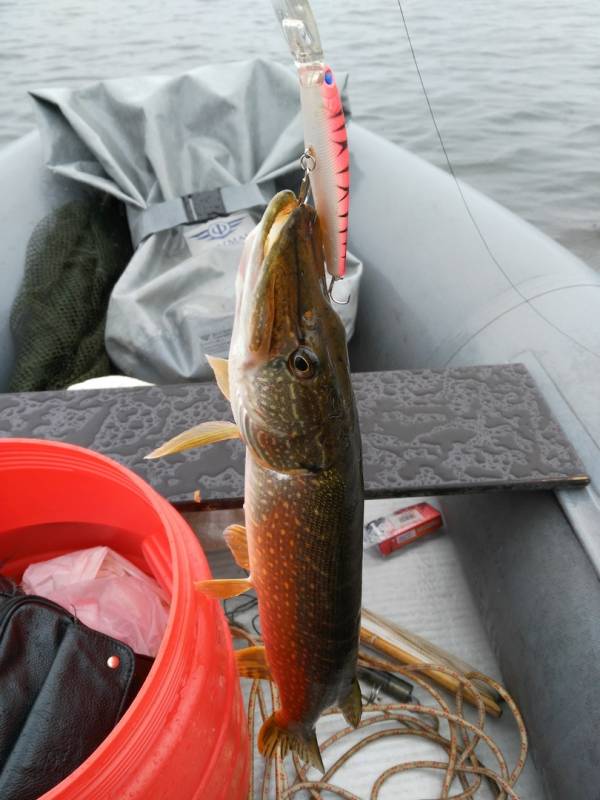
[{"left": 300, "top": 65, "right": 349, "bottom": 279}]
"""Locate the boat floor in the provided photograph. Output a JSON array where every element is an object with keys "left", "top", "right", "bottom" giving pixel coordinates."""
[{"left": 204, "top": 497, "right": 546, "bottom": 799}]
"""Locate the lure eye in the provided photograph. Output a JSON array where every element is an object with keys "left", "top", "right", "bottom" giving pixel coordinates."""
[{"left": 289, "top": 347, "right": 318, "bottom": 379}]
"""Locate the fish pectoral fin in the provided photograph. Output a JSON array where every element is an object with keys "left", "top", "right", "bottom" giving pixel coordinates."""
[
  {"left": 145, "top": 420, "right": 240, "bottom": 459},
  {"left": 259, "top": 713, "right": 324, "bottom": 773},
  {"left": 223, "top": 524, "right": 250, "bottom": 571},
  {"left": 194, "top": 577, "right": 252, "bottom": 599},
  {"left": 206, "top": 355, "right": 231, "bottom": 401},
  {"left": 338, "top": 677, "right": 363, "bottom": 728},
  {"left": 235, "top": 645, "right": 271, "bottom": 681}
]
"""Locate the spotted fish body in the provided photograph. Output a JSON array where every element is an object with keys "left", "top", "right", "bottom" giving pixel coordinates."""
[
  {"left": 245, "top": 409, "right": 363, "bottom": 751},
  {"left": 229, "top": 190, "right": 363, "bottom": 767}
]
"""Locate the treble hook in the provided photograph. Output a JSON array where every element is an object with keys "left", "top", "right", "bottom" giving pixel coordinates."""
[{"left": 328, "top": 274, "right": 351, "bottom": 305}]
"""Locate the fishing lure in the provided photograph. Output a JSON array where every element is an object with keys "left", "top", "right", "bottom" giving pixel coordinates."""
[{"left": 271, "top": 0, "right": 349, "bottom": 280}]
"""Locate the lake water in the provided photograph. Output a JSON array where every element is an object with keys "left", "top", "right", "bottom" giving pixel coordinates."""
[{"left": 2, "top": 0, "right": 600, "bottom": 267}]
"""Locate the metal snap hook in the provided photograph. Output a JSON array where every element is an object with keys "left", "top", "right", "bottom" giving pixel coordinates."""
[
  {"left": 298, "top": 148, "right": 316, "bottom": 205},
  {"left": 300, "top": 147, "right": 316, "bottom": 173}
]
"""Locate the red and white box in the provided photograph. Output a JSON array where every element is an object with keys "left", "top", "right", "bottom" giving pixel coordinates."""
[{"left": 363, "top": 503, "right": 444, "bottom": 556}]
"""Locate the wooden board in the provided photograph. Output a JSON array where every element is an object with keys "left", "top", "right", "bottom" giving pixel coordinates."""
[{"left": 0, "top": 363, "right": 588, "bottom": 507}]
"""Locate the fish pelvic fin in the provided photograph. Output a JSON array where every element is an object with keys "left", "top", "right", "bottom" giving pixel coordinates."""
[
  {"left": 258, "top": 713, "right": 324, "bottom": 773},
  {"left": 223, "top": 524, "right": 250, "bottom": 570},
  {"left": 235, "top": 645, "right": 271, "bottom": 681},
  {"left": 194, "top": 577, "right": 252, "bottom": 599},
  {"left": 145, "top": 420, "right": 240, "bottom": 458},
  {"left": 339, "top": 677, "right": 363, "bottom": 728},
  {"left": 206, "top": 355, "right": 231, "bottom": 401}
]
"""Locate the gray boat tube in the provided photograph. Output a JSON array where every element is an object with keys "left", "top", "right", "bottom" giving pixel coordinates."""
[
  {"left": 347, "top": 123, "right": 600, "bottom": 800},
  {"left": 2, "top": 125, "right": 600, "bottom": 798}
]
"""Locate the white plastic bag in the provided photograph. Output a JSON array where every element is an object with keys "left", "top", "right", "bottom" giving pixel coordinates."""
[{"left": 22, "top": 546, "right": 169, "bottom": 657}]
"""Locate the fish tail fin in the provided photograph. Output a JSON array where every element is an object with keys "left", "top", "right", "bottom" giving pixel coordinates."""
[
  {"left": 339, "top": 677, "right": 363, "bottom": 728},
  {"left": 258, "top": 713, "right": 324, "bottom": 773}
]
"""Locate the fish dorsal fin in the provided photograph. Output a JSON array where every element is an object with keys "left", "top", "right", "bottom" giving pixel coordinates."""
[
  {"left": 194, "top": 577, "right": 252, "bottom": 599},
  {"left": 206, "top": 355, "right": 231, "bottom": 401},
  {"left": 223, "top": 524, "right": 250, "bottom": 570},
  {"left": 258, "top": 713, "right": 324, "bottom": 773},
  {"left": 338, "top": 677, "right": 363, "bottom": 728},
  {"left": 235, "top": 645, "right": 271, "bottom": 681},
  {"left": 145, "top": 420, "right": 240, "bottom": 459}
]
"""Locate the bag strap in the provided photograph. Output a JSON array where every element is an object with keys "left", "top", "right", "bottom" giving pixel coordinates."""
[{"left": 128, "top": 182, "right": 270, "bottom": 247}]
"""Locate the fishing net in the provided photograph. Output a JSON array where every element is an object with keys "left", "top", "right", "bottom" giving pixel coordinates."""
[{"left": 9, "top": 195, "right": 132, "bottom": 392}]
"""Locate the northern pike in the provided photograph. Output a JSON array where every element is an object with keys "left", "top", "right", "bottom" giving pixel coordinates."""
[{"left": 148, "top": 190, "right": 364, "bottom": 771}]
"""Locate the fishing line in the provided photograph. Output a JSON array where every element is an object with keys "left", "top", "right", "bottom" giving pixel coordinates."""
[
  {"left": 395, "top": 0, "right": 600, "bottom": 366},
  {"left": 224, "top": 593, "right": 258, "bottom": 629}
]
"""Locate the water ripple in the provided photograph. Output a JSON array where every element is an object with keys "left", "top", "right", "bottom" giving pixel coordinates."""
[{"left": 1, "top": 0, "right": 599, "bottom": 267}]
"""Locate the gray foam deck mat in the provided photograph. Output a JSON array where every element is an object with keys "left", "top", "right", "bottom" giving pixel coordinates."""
[{"left": 0, "top": 363, "right": 588, "bottom": 506}]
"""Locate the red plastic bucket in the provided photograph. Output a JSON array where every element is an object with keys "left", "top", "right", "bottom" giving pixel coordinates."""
[{"left": 0, "top": 438, "right": 249, "bottom": 800}]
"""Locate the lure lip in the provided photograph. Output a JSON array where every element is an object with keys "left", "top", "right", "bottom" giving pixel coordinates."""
[{"left": 270, "top": 0, "right": 324, "bottom": 68}]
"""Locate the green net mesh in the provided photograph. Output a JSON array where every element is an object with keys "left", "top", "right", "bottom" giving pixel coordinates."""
[{"left": 9, "top": 195, "right": 132, "bottom": 392}]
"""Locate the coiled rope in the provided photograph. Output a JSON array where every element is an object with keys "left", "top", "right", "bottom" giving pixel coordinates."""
[{"left": 230, "top": 626, "right": 528, "bottom": 800}]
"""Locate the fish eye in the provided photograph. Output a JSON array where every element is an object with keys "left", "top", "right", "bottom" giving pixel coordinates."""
[{"left": 288, "top": 347, "right": 318, "bottom": 379}]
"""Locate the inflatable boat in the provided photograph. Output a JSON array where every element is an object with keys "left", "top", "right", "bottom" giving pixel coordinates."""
[{"left": 1, "top": 104, "right": 599, "bottom": 798}]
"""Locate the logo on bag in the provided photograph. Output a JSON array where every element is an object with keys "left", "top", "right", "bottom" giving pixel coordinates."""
[{"left": 191, "top": 217, "right": 245, "bottom": 241}]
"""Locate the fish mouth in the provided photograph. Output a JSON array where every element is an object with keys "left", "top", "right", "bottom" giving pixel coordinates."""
[
  {"left": 241, "top": 190, "right": 328, "bottom": 359},
  {"left": 262, "top": 191, "right": 299, "bottom": 259}
]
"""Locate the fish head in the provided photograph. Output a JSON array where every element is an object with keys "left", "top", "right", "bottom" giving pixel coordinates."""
[{"left": 229, "top": 190, "right": 354, "bottom": 473}]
